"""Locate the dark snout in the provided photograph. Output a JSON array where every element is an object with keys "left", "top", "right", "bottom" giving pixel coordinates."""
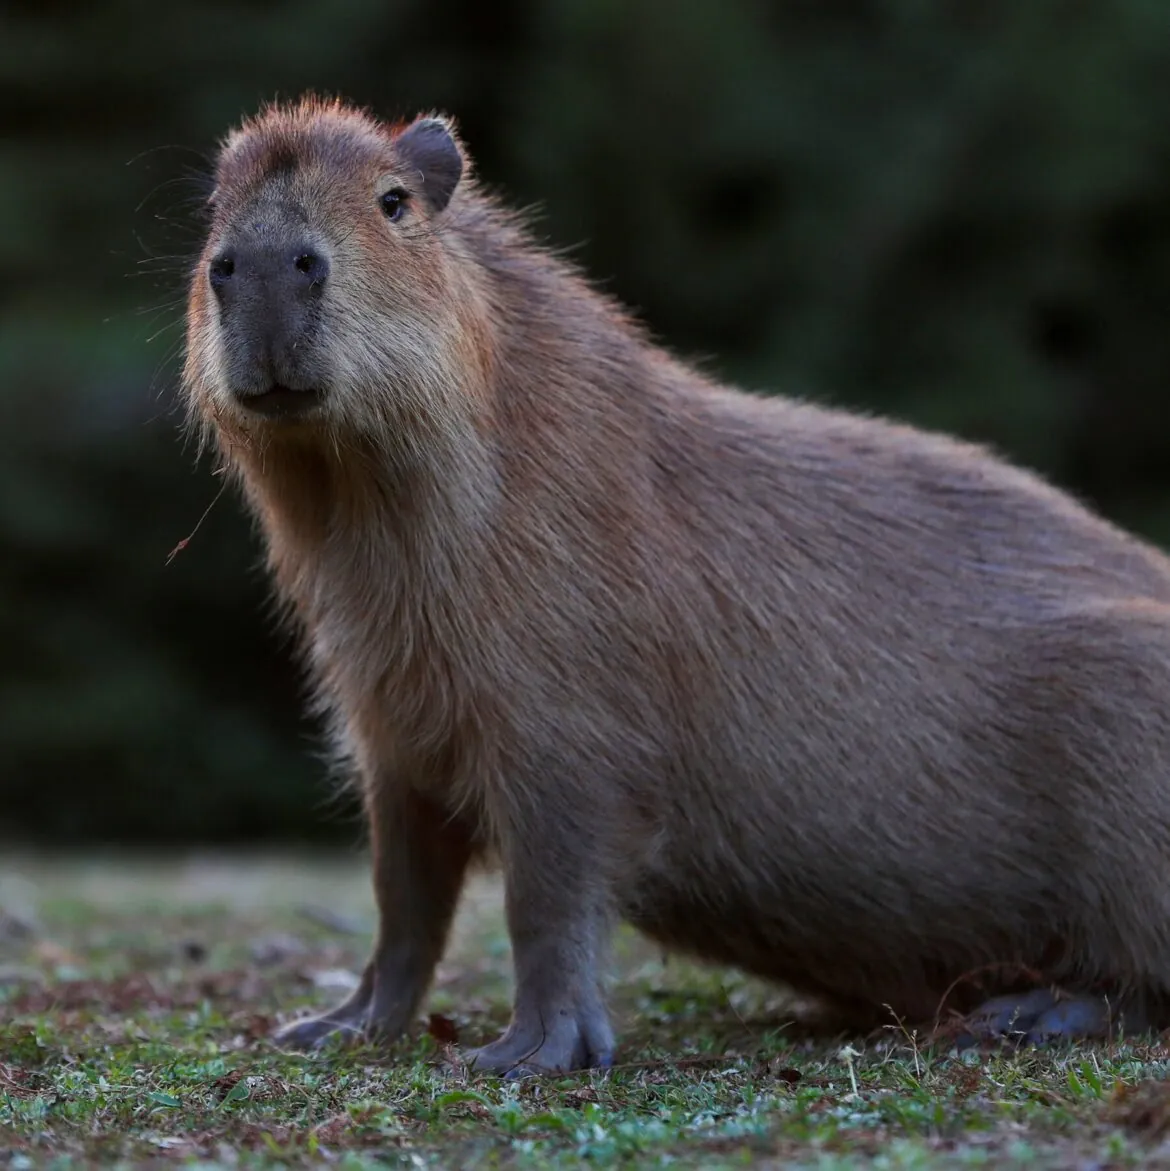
[{"left": 208, "top": 233, "right": 330, "bottom": 417}]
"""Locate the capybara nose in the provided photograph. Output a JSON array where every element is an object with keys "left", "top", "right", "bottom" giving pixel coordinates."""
[
  {"left": 207, "top": 233, "right": 331, "bottom": 398},
  {"left": 208, "top": 243, "right": 329, "bottom": 303}
]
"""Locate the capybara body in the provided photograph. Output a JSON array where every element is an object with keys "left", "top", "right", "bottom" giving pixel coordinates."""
[{"left": 184, "top": 96, "right": 1170, "bottom": 1071}]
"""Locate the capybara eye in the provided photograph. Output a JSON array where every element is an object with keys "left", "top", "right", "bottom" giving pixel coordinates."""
[
  {"left": 380, "top": 189, "right": 408, "bottom": 222},
  {"left": 208, "top": 255, "right": 234, "bottom": 290}
]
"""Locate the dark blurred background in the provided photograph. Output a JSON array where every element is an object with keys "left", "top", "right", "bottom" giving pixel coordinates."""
[{"left": 5, "top": 0, "right": 1170, "bottom": 845}]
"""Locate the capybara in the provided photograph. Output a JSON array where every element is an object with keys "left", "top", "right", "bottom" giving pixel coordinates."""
[{"left": 183, "top": 96, "right": 1170, "bottom": 1072}]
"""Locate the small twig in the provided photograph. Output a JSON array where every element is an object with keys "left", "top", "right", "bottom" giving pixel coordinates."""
[
  {"left": 166, "top": 477, "right": 229, "bottom": 564},
  {"left": 0, "top": 1064, "right": 30, "bottom": 1096},
  {"left": 882, "top": 1005, "right": 924, "bottom": 1079}
]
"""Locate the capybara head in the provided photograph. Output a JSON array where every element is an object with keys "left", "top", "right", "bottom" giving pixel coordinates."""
[{"left": 184, "top": 98, "right": 490, "bottom": 448}]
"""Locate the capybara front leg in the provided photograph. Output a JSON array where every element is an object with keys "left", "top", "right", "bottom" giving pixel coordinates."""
[
  {"left": 276, "top": 785, "right": 475, "bottom": 1050},
  {"left": 466, "top": 810, "right": 614, "bottom": 1076}
]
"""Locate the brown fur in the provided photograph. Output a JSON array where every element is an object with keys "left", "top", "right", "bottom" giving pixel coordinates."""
[{"left": 184, "top": 95, "right": 1170, "bottom": 1071}]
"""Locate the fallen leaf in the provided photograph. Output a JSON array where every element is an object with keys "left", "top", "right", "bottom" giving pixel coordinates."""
[
  {"left": 213, "top": 1069, "right": 245, "bottom": 1100},
  {"left": 427, "top": 1013, "right": 459, "bottom": 1044}
]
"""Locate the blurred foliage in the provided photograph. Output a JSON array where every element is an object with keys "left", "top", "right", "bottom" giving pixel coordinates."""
[{"left": 3, "top": 0, "right": 1170, "bottom": 842}]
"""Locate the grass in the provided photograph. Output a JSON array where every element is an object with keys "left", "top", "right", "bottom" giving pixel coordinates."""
[{"left": 3, "top": 856, "right": 1170, "bottom": 1167}]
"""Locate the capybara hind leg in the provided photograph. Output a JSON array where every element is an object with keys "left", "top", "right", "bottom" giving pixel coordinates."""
[
  {"left": 276, "top": 787, "right": 475, "bottom": 1051},
  {"left": 1027, "top": 995, "right": 1148, "bottom": 1043},
  {"left": 955, "top": 990, "right": 1149, "bottom": 1048},
  {"left": 954, "top": 989, "right": 1058, "bottom": 1047}
]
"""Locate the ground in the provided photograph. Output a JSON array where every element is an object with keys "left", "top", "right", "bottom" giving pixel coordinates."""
[{"left": 3, "top": 856, "right": 1170, "bottom": 1168}]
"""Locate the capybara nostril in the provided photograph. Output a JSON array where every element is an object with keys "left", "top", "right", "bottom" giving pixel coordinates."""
[{"left": 292, "top": 249, "right": 328, "bottom": 288}]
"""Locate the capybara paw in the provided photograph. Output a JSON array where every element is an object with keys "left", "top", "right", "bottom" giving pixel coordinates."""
[
  {"left": 1025, "top": 995, "right": 1147, "bottom": 1043},
  {"left": 273, "top": 1007, "right": 373, "bottom": 1051},
  {"left": 465, "top": 1014, "right": 614, "bottom": 1076},
  {"left": 956, "top": 989, "right": 1146, "bottom": 1047},
  {"left": 956, "top": 988, "right": 1057, "bottom": 1045}
]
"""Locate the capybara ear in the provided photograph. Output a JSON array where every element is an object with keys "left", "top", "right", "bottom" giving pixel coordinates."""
[{"left": 394, "top": 116, "right": 464, "bottom": 212}]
